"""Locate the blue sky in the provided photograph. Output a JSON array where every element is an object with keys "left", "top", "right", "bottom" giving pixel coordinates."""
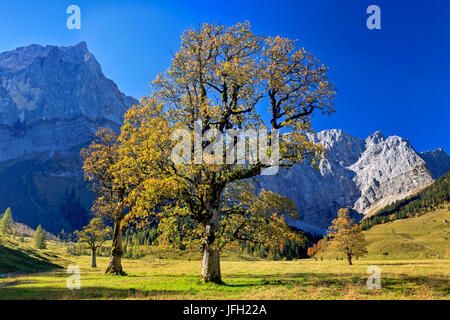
[{"left": 0, "top": 0, "right": 448, "bottom": 152}]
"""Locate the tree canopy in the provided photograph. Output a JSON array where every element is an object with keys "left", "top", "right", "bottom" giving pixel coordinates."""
[
  {"left": 328, "top": 208, "right": 368, "bottom": 265},
  {"left": 75, "top": 217, "right": 111, "bottom": 268},
  {"left": 84, "top": 21, "right": 336, "bottom": 282},
  {"left": 0, "top": 207, "right": 13, "bottom": 236},
  {"left": 34, "top": 225, "right": 47, "bottom": 250},
  {"left": 75, "top": 218, "right": 111, "bottom": 250}
]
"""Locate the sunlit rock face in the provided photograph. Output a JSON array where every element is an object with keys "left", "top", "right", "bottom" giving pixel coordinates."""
[
  {"left": 0, "top": 42, "right": 137, "bottom": 161},
  {"left": 259, "top": 129, "right": 448, "bottom": 234},
  {"left": 0, "top": 42, "right": 137, "bottom": 233}
]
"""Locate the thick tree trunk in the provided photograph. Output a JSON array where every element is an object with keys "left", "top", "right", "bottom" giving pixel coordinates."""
[
  {"left": 105, "top": 218, "right": 124, "bottom": 274},
  {"left": 347, "top": 254, "right": 353, "bottom": 265},
  {"left": 201, "top": 242, "right": 221, "bottom": 283},
  {"left": 201, "top": 205, "right": 222, "bottom": 283},
  {"left": 91, "top": 248, "right": 97, "bottom": 268}
]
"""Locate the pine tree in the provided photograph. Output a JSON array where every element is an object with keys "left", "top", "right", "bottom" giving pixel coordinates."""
[
  {"left": 0, "top": 207, "right": 14, "bottom": 236},
  {"left": 328, "top": 208, "right": 368, "bottom": 265},
  {"left": 34, "top": 225, "right": 47, "bottom": 249}
]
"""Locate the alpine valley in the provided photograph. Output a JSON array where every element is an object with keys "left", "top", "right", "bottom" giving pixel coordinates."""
[{"left": 0, "top": 42, "right": 448, "bottom": 234}]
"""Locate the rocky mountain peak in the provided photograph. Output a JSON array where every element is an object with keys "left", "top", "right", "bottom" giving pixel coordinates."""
[
  {"left": 365, "top": 130, "right": 385, "bottom": 145},
  {"left": 313, "top": 129, "right": 365, "bottom": 166},
  {"left": 0, "top": 42, "right": 138, "bottom": 162},
  {"left": 0, "top": 42, "right": 139, "bottom": 233},
  {"left": 420, "top": 148, "right": 450, "bottom": 179},
  {"left": 260, "top": 129, "right": 449, "bottom": 234},
  {"left": 0, "top": 42, "right": 90, "bottom": 72}
]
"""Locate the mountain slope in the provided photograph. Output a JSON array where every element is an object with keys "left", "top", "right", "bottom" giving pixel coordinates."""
[
  {"left": 318, "top": 206, "right": 450, "bottom": 259},
  {"left": 0, "top": 235, "right": 65, "bottom": 274},
  {"left": 0, "top": 42, "right": 137, "bottom": 233},
  {"left": 364, "top": 206, "right": 450, "bottom": 259},
  {"left": 0, "top": 41, "right": 137, "bottom": 161},
  {"left": 361, "top": 171, "right": 450, "bottom": 230},
  {"left": 260, "top": 129, "right": 449, "bottom": 233},
  {"left": 419, "top": 148, "right": 450, "bottom": 179}
]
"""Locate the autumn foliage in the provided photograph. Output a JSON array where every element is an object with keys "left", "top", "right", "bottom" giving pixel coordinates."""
[
  {"left": 328, "top": 208, "right": 368, "bottom": 265},
  {"left": 82, "top": 21, "right": 336, "bottom": 282}
]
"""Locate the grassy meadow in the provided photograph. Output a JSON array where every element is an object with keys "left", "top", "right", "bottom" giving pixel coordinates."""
[
  {"left": 1, "top": 206, "right": 449, "bottom": 300},
  {"left": 318, "top": 206, "right": 450, "bottom": 260},
  {"left": 0, "top": 255, "right": 448, "bottom": 300},
  {"left": 0, "top": 242, "right": 449, "bottom": 299}
]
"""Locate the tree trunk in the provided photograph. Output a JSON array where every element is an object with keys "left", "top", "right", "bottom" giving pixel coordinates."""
[
  {"left": 91, "top": 248, "right": 97, "bottom": 268},
  {"left": 347, "top": 254, "right": 353, "bottom": 265},
  {"left": 105, "top": 218, "right": 123, "bottom": 274},
  {"left": 202, "top": 243, "right": 221, "bottom": 283},
  {"left": 201, "top": 205, "right": 222, "bottom": 283}
]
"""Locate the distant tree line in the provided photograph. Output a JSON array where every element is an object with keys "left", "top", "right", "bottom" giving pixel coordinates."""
[
  {"left": 59, "top": 188, "right": 89, "bottom": 232},
  {"left": 122, "top": 227, "right": 159, "bottom": 259},
  {"left": 238, "top": 228, "right": 322, "bottom": 260},
  {"left": 361, "top": 171, "right": 450, "bottom": 230},
  {"left": 119, "top": 224, "right": 321, "bottom": 260}
]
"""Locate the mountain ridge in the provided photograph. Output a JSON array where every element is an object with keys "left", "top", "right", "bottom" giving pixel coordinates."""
[
  {"left": 0, "top": 42, "right": 449, "bottom": 236},
  {"left": 0, "top": 41, "right": 137, "bottom": 162},
  {"left": 0, "top": 42, "right": 137, "bottom": 233},
  {"left": 259, "top": 128, "right": 450, "bottom": 234}
]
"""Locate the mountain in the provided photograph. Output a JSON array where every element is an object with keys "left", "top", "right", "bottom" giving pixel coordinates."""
[
  {"left": 0, "top": 42, "right": 448, "bottom": 236},
  {"left": 259, "top": 129, "right": 450, "bottom": 234},
  {"left": 361, "top": 171, "right": 450, "bottom": 230},
  {"left": 419, "top": 148, "right": 450, "bottom": 179},
  {"left": 0, "top": 42, "right": 137, "bottom": 233},
  {"left": 0, "top": 41, "right": 136, "bottom": 161}
]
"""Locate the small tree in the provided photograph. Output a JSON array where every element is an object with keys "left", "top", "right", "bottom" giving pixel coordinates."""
[
  {"left": 328, "top": 208, "right": 368, "bottom": 265},
  {"left": 0, "top": 207, "right": 14, "bottom": 236},
  {"left": 307, "top": 247, "right": 315, "bottom": 257},
  {"left": 81, "top": 129, "right": 127, "bottom": 274},
  {"left": 34, "top": 225, "right": 47, "bottom": 249},
  {"left": 75, "top": 218, "right": 112, "bottom": 268}
]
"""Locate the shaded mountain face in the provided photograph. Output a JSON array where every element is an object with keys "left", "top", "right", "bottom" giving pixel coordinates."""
[
  {"left": 419, "top": 148, "right": 450, "bottom": 179},
  {"left": 259, "top": 129, "right": 449, "bottom": 234},
  {"left": 0, "top": 42, "right": 138, "bottom": 233}
]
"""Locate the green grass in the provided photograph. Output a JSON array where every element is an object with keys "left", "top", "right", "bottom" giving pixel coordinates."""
[
  {"left": 365, "top": 207, "right": 450, "bottom": 259},
  {"left": 0, "top": 254, "right": 449, "bottom": 300},
  {"left": 1, "top": 207, "right": 449, "bottom": 300},
  {"left": 0, "top": 235, "right": 67, "bottom": 274},
  {"left": 320, "top": 206, "right": 450, "bottom": 260}
]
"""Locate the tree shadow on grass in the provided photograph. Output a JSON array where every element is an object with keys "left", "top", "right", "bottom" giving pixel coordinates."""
[
  {"left": 1, "top": 271, "right": 448, "bottom": 299},
  {"left": 0, "top": 244, "right": 63, "bottom": 274},
  {"left": 0, "top": 285, "right": 191, "bottom": 300},
  {"left": 222, "top": 272, "right": 450, "bottom": 296},
  {"left": 380, "top": 275, "right": 450, "bottom": 295}
]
